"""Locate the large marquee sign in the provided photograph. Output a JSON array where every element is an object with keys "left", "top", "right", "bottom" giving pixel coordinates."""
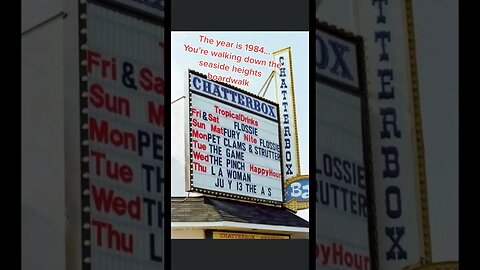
[
  {"left": 186, "top": 70, "right": 284, "bottom": 205},
  {"left": 81, "top": 3, "right": 164, "bottom": 269},
  {"left": 315, "top": 22, "right": 374, "bottom": 270}
]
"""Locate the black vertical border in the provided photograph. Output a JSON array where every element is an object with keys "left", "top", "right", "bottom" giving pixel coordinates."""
[
  {"left": 309, "top": 0, "right": 317, "bottom": 269},
  {"left": 78, "top": 0, "right": 91, "bottom": 268},
  {"left": 164, "top": 0, "right": 171, "bottom": 269},
  {"left": 357, "top": 34, "right": 379, "bottom": 270}
]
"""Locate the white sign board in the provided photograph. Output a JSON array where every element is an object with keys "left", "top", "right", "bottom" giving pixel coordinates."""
[
  {"left": 86, "top": 4, "right": 164, "bottom": 269},
  {"left": 187, "top": 71, "right": 283, "bottom": 204},
  {"left": 316, "top": 30, "right": 359, "bottom": 89},
  {"left": 273, "top": 48, "right": 301, "bottom": 181},
  {"left": 355, "top": 1, "right": 424, "bottom": 268},
  {"left": 316, "top": 83, "right": 370, "bottom": 270},
  {"left": 315, "top": 25, "right": 371, "bottom": 270}
]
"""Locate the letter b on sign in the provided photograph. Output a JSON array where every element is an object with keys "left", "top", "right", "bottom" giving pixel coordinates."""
[{"left": 290, "top": 182, "right": 309, "bottom": 200}]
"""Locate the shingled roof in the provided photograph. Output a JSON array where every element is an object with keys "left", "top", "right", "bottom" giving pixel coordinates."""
[{"left": 172, "top": 196, "right": 309, "bottom": 228}]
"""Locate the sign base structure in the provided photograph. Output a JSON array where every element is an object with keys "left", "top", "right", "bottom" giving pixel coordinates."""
[
  {"left": 283, "top": 175, "right": 309, "bottom": 212},
  {"left": 171, "top": 197, "right": 309, "bottom": 239}
]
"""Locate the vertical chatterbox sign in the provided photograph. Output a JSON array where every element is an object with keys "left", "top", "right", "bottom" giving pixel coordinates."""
[
  {"left": 188, "top": 71, "right": 284, "bottom": 205},
  {"left": 85, "top": 3, "right": 164, "bottom": 270},
  {"left": 272, "top": 48, "right": 301, "bottom": 182},
  {"left": 355, "top": 1, "right": 426, "bottom": 268}
]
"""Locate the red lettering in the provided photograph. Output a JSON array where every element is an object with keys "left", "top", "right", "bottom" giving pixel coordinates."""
[
  {"left": 191, "top": 129, "right": 207, "bottom": 140},
  {"left": 89, "top": 118, "right": 137, "bottom": 151},
  {"left": 87, "top": 50, "right": 117, "bottom": 80},
  {"left": 193, "top": 162, "right": 206, "bottom": 172},
  {"left": 147, "top": 101, "right": 164, "bottom": 127},
  {"left": 192, "top": 139, "right": 206, "bottom": 150},
  {"left": 316, "top": 242, "right": 370, "bottom": 270},
  {"left": 90, "top": 150, "right": 133, "bottom": 182},
  {"left": 92, "top": 219, "right": 134, "bottom": 253},
  {"left": 332, "top": 243, "right": 343, "bottom": 265},
  {"left": 192, "top": 118, "right": 206, "bottom": 129},
  {"left": 192, "top": 151, "right": 209, "bottom": 162},
  {"left": 87, "top": 50, "right": 100, "bottom": 74},
  {"left": 139, "top": 67, "right": 164, "bottom": 95},
  {"left": 91, "top": 185, "right": 141, "bottom": 220},
  {"left": 89, "top": 83, "right": 130, "bottom": 117}
]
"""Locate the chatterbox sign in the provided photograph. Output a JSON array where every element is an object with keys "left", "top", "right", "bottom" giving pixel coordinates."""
[
  {"left": 212, "top": 231, "right": 290, "bottom": 239},
  {"left": 85, "top": 4, "right": 164, "bottom": 270},
  {"left": 188, "top": 71, "right": 283, "bottom": 204},
  {"left": 273, "top": 47, "right": 301, "bottom": 181}
]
